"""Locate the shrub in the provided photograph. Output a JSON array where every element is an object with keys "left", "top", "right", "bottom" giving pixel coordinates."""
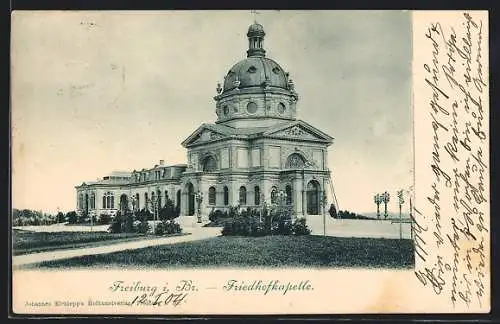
[
  {"left": 292, "top": 218, "right": 311, "bottom": 235},
  {"left": 164, "top": 220, "right": 182, "bottom": 234},
  {"left": 250, "top": 220, "right": 266, "bottom": 236},
  {"left": 154, "top": 222, "right": 165, "bottom": 236},
  {"left": 155, "top": 220, "right": 182, "bottom": 236},
  {"left": 136, "top": 220, "right": 150, "bottom": 234},
  {"left": 221, "top": 220, "right": 234, "bottom": 236},
  {"left": 159, "top": 199, "right": 180, "bottom": 221},
  {"left": 66, "top": 211, "right": 78, "bottom": 224},
  {"left": 108, "top": 212, "right": 123, "bottom": 233},
  {"left": 122, "top": 210, "right": 136, "bottom": 233},
  {"left": 98, "top": 213, "right": 112, "bottom": 225},
  {"left": 135, "top": 209, "right": 152, "bottom": 222},
  {"left": 271, "top": 218, "right": 293, "bottom": 235},
  {"left": 220, "top": 203, "right": 300, "bottom": 237}
]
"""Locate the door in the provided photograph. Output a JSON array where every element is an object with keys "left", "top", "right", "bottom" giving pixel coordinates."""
[{"left": 307, "top": 180, "right": 320, "bottom": 215}]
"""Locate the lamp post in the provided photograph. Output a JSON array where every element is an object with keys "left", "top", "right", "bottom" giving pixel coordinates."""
[
  {"left": 260, "top": 193, "right": 266, "bottom": 223},
  {"left": 322, "top": 193, "right": 328, "bottom": 237},
  {"left": 195, "top": 191, "right": 203, "bottom": 223},
  {"left": 86, "top": 193, "right": 93, "bottom": 232},
  {"left": 130, "top": 195, "right": 136, "bottom": 213},
  {"left": 150, "top": 196, "right": 157, "bottom": 234},
  {"left": 382, "top": 191, "right": 391, "bottom": 219},
  {"left": 373, "top": 194, "right": 383, "bottom": 219},
  {"left": 397, "top": 189, "right": 405, "bottom": 239}
]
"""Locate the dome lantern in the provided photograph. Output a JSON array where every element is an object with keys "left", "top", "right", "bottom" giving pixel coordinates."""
[{"left": 247, "top": 23, "right": 266, "bottom": 58}]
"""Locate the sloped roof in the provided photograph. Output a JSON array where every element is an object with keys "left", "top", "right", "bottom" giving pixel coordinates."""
[
  {"left": 109, "top": 171, "right": 132, "bottom": 177},
  {"left": 182, "top": 120, "right": 333, "bottom": 147}
]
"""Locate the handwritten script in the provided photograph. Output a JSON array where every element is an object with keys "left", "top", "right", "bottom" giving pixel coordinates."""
[
  {"left": 413, "top": 11, "right": 489, "bottom": 310},
  {"left": 109, "top": 280, "right": 196, "bottom": 307}
]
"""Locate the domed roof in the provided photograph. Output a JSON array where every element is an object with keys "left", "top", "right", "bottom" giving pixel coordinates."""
[
  {"left": 223, "top": 57, "right": 288, "bottom": 92},
  {"left": 247, "top": 22, "right": 265, "bottom": 35}
]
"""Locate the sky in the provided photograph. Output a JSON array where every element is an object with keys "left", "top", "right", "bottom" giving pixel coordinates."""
[{"left": 11, "top": 10, "right": 413, "bottom": 215}]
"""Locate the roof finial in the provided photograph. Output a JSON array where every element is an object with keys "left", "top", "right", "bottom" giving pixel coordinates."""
[{"left": 251, "top": 10, "right": 260, "bottom": 23}]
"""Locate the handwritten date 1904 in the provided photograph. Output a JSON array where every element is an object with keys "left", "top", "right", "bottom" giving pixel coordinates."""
[{"left": 130, "top": 291, "right": 188, "bottom": 307}]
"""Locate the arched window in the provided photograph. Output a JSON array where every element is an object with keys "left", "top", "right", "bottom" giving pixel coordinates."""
[
  {"left": 239, "top": 186, "right": 247, "bottom": 205},
  {"left": 78, "top": 194, "right": 83, "bottom": 209},
  {"left": 144, "top": 192, "right": 149, "bottom": 210},
  {"left": 135, "top": 193, "right": 140, "bottom": 210},
  {"left": 165, "top": 190, "right": 169, "bottom": 205},
  {"left": 90, "top": 193, "right": 96, "bottom": 209},
  {"left": 208, "top": 187, "right": 216, "bottom": 205},
  {"left": 203, "top": 155, "right": 218, "bottom": 172},
  {"left": 270, "top": 186, "right": 278, "bottom": 204},
  {"left": 103, "top": 192, "right": 114, "bottom": 209},
  {"left": 286, "top": 185, "right": 293, "bottom": 205},
  {"left": 254, "top": 186, "right": 260, "bottom": 205},
  {"left": 223, "top": 186, "right": 229, "bottom": 206},
  {"left": 285, "top": 153, "right": 306, "bottom": 169}
]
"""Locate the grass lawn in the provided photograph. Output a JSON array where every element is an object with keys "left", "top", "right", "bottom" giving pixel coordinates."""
[
  {"left": 12, "top": 229, "right": 152, "bottom": 255},
  {"left": 28, "top": 235, "right": 414, "bottom": 269}
]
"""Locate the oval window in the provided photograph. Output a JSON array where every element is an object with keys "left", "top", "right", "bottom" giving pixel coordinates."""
[
  {"left": 247, "top": 102, "right": 257, "bottom": 114},
  {"left": 247, "top": 66, "right": 257, "bottom": 73},
  {"left": 278, "top": 102, "right": 286, "bottom": 114}
]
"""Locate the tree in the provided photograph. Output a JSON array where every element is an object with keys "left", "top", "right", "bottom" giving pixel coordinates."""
[
  {"left": 66, "top": 211, "right": 78, "bottom": 224},
  {"left": 77, "top": 210, "right": 89, "bottom": 223},
  {"left": 56, "top": 212, "right": 65, "bottom": 223},
  {"left": 135, "top": 208, "right": 152, "bottom": 222},
  {"left": 158, "top": 198, "right": 179, "bottom": 221}
]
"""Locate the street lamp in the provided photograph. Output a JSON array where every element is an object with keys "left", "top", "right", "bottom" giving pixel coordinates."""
[
  {"left": 373, "top": 194, "right": 383, "bottom": 219},
  {"left": 397, "top": 189, "right": 405, "bottom": 239},
  {"left": 150, "top": 196, "right": 157, "bottom": 234},
  {"left": 322, "top": 192, "right": 328, "bottom": 237},
  {"left": 382, "top": 191, "right": 391, "bottom": 219},
  {"left": 195, "top": 191, "right": 203, "bottom": 223},
  {"left": 130, "top": 195, "right": 136, "bottom": 213}
]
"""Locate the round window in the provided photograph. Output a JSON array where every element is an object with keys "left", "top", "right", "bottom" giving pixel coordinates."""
[
  {"left": 278, "top": 102, "right": 286, "bottom": 114},
  {"left": 247, "top": 102, "right": 257, "bottom": 114},
  {"left": 223, "top": 105, "right": 229, "bottom": 116}
]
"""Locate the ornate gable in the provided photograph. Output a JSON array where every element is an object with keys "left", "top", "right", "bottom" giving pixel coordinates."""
[
  {"left": 264, "top": 121, "right": 333, "bottom": 143},
  {"left": 181, "top": 124, "right": 229, "bottom": 147}
]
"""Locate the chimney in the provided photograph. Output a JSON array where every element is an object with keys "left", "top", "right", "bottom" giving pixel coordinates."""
[{"left": 159, "top": 160, "right": 165, "bottom": 166}]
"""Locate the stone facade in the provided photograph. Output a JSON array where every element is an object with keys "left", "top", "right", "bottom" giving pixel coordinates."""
[{"left": 75, "top": 22, "right": 334, "bottom": 222}]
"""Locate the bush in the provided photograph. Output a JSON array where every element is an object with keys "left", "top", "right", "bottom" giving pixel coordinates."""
[
  {"left": 56, "top": 212, "right": 65, "bottom": 223},
  {"left": 98, "top": 213, "right": 112, "bottom": 225},
  {"left": 271, "top": 218, "right": 293, "bottom": 235},
  {"left": 136, "top": 220, "right": 150, "bottom": 234},
  {"left": 122, "top": 211, "right": 136, "bottom": 233},
  {"left": 219, "top": 204, "right": 313, "bottom": 236},
  {"left": 159, "top": 199, "right": 180, "bottom": 222},
  {"left": 66, "top": 211, "right": 78, "bottom": 224},
  {"left": 108, "top": 212, "right": 123, "bottom": 233},
  {"left": 155, "top": 220, "right": 182, "bottom": 236},
  {"left": 292, "top": 218, "right": 311, "bottom": 235}
]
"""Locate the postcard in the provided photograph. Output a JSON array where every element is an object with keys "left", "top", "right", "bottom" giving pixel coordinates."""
[{"left": 10, "top": 10, "right": 489, "bottom": 315}]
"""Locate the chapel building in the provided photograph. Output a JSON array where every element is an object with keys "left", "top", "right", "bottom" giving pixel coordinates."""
[{"left": 75, "top": 23, "right": 334, "bottom": 222}]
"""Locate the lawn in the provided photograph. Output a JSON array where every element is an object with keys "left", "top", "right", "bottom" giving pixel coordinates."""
[
  {"left": 27, "top": 235, "right": 414, "bottom": 269},
  {"left": 12, "top": 229, "right": 150, "bottom": 255}
]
